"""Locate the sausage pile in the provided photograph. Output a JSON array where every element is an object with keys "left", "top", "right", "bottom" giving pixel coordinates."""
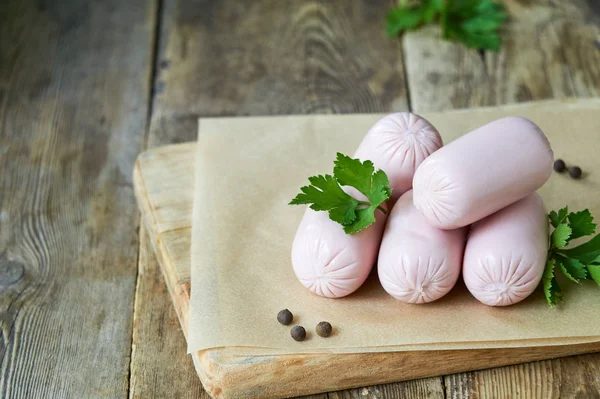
[{"left": 291, "top": 113, "right": 554, "bottom": 306}]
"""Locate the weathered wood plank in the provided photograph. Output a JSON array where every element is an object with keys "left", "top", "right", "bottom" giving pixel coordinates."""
[
  {"left": 129, "top": 230, "right": 208, "bottom": 399},
  {"left": 0, "top": 0, "right": 156, "bottom": 397},
  {"left": 445, "top": 353, "right": 600, "bottom": 398},
  {"left": 403, "top": 0, "right": 600, "bottom": 112},
  {"left": 402, "top": 0, "right": 600, "bottom": 396},
  {"left": 132, "top": 0, "right": 435, "bottom": 397},
  {"left": 327, "top": 379, "right": 444, "bottom": 399},
  {"left": 148, "top": 0, "right": 409, "bottom": 144}
]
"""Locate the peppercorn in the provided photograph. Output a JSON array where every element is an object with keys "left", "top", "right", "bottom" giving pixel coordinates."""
[
  {"left": 316, "top": 321, "right": 332, "bottom": 338},
  {"left": 553, "top": 159, "right": 566, "bottom": 173},
  {"left": 290, "top": 326, "right": 306, "bottom": 341},
  {"left": 277, "top": 309, "right": 293, "bottom": 325},
  {"left": 568, "top": 166, "right": 582, "bottom": 179}
]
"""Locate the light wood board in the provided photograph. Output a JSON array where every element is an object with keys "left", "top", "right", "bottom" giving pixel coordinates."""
[{"left": 133, "top": 127, "right": 600, "bottom": 398}]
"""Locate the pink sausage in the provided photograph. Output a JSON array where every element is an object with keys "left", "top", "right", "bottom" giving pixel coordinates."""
[
  {"left": 462, "top": 193, "right": 548, "bottom": 306},
  {"left": 292, "top": 113, "right": 443, "bottom": 298},
  {"left": 378, "top": 190, "right": 468, "bottom": 303},
  {"left": 355, "top": 113, "right": 443, "bottom": 202},
  {"left": 412, "top": 117, "right": 553, "bottom": 229}
]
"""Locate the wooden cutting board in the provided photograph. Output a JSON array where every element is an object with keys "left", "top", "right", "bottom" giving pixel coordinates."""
[{"left": 133, "top": 107, "right": 600, "bottom": 397}]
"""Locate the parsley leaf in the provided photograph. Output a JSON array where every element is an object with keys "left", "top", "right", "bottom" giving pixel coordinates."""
[
  {"left": 543, "top": 258, "right": 563, "bottom": 306},
  {"left": 549, "top": 206, "right": 568, "bottom": 228},
  {"left": 551, "top": 223, "right": 571, "bottom": 249},
  {"left": 423, "top": 0, "right": 444, "bottom": 22},
  {"left": 386, "top": 6, "right": 426, "bottom": 37},
  {"left": 442, "top": 0, "right": 508, "bottom": 51},
  {"left": 334, "top": 154, "right": 391, "bottom": 206},
  {"left": 289, "top": 174, "right": 358, "bottom": 225},
  {"left": 387, "top": 0, "right": 508, "bottom": 52},
  {"left": 554, "top": 254, "right": 587, "bottom": 283},
  {"left": 558, "top": 234, "right": 600, "bottom": 265},
  {"left": 567, "top": 209, "right": 597, "bottom": 239},
  {"left": 588, "top": 264, "right": 600, "bottom": 286},
  {"left": 544, "top": 207, "right": 600, "bottom": 306},
  {"left": 386, "top": 0, "right": 445, "bottom": 36},
  {"left": 290, "top": 153, "right": 392, "bottom": 234}
]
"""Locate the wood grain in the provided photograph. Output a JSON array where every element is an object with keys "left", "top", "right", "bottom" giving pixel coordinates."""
[
  {"left": 148, "top": 0, "right": 408, "bottom": 144},
  {"left": 129, "top": 230, "right": 207, "bottom": 399},
  {"left": 0, "top": 0, "right": 156, "bottom": 397},
  {"left": 403, "top": 0, "right": 600, "bottom": 113},
  {"left": 444, "top": 354, "right": 600, "bottom": 398},
  {"left": 134, "top": 134, "right": 600, "bottom": 398},
  {"left": 402, "top": 0, "right": 600, "bottom": 397},
  {"left": 193, "top": 341, "right": 600, "bottom": 399},
  {"left": 327, "top": 380, "right": 444, "bottom": 399}
]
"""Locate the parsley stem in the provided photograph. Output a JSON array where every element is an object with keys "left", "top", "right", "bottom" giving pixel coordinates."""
[{"left": 356, "top": 201, "right": 388, "bottom": 215}]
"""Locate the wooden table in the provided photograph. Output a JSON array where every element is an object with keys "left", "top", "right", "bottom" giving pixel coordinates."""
[{"left": 1, "top": 1, "right": 599, "bottom": 397}]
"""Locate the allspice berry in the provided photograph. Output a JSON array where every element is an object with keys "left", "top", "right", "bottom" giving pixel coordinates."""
[
  {"left": 316, "top": 321, "right": 332, "bottom": 338},
  {"left": 277, "top": 309, "right": 293, "bottom": 325},
  {"left": 290, "top": 326, "right": 306, "bottom": 341},
  {"left": 553, "top": 159, "right": 566, "bottom": 173},
  {"left": 568, "top": 166, "right": 582, "bottom": 179}
]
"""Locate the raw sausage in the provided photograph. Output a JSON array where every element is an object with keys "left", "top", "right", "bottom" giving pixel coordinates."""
[
  {"left": 378, "top": 190, "right": 468, "bottom": 303},
  {"left": 292, "top": 113, "right": 443, "bottom": 298},
  {"left": 292, "top": 113, "right": 442, "bottom": 298},
  {"left": 462, "top": 193, "right": 548, "bottom": 306},
  {"left": 412, "top": 117, "right": 553, "bottom": 229},
  {"left": 355, "top": 112, "right": 443, "bottom": 202}
]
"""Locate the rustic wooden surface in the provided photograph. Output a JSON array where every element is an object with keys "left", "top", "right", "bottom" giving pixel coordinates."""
[
  {"left": 132, "top": 128, "right": 600, "bottom": 398},
  {"left": 0, "top": 0, "right": 156, "bottom": 397},
  {"left": 129, "top": 230, "right": 207, "bottom": 399},
  {"left": 1, "top": 0, "right": 599, "bottom": 397}
]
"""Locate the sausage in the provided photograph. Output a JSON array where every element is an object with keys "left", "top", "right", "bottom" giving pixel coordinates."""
[
  {"left": 462, "top": 193, "right": 548, "bottom": 306},
  {"left": 292, "top": 113, "right": 443, "bottom": 298},
  {"left": 292, "top": 206, "right": 387, "bottom": 298},
  {"left": 378, "top": 190, "right": 468, "bottom": 303},
  {"left": 354, "top": 112, "right": 443, "bottom": 202},
  {"left": 412, "top": 117, "right": 553, "bottom": 229}
]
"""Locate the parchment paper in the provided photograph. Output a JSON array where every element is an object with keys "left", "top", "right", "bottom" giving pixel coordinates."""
[{"left": 189, "top": 99, "right": 600, "bottom": 355}]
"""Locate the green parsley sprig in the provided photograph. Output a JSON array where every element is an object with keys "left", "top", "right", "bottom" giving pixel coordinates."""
[
  {"left": 289, "top": 153, "right": 392, "bottom": 234},
  {"left": 386, "top": 0, "right": 508, "bottom": 52},
  {"left": 544, "top": 207, "right": 600, "bottom": 306}
]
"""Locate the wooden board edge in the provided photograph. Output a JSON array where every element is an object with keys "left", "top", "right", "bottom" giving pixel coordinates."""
[
  {"left": 134, "top": 158, "right": 192, "bottom": 337},
  {"left": 193, "top": 342, "right": 600, "bottom": 399}
]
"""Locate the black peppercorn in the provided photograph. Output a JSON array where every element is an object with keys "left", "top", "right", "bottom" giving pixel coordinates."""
[
  {"left": 290, "top": 326, "right": 306, "bottom": 341},
  {"left": 277, "top": 309, "right": 293, "bottom": 325},
  {"left": 568, "top": 166, "right": 582, "bottom": 179},
  {"left": 316, "top": 321, "right": 332, "bottom": 338},
  {"left": 553, "top": 159, "right": 566, "bottom": 173}
]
